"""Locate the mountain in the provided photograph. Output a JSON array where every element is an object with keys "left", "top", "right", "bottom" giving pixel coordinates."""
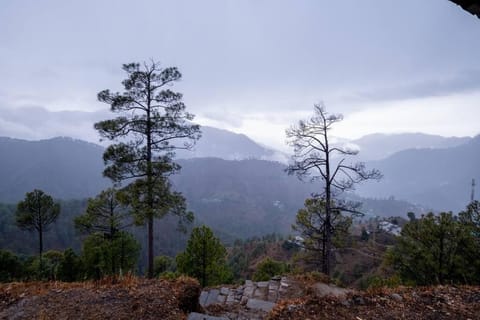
[
  {"left": 357, "top": 135, "right": 480, "bottom": 212},
  {"left": 176, "top": 126, "right": 288, "bottom": 163},
  {"left": 352, "top": 133, "right": 471, "bottom": 161},
  {"left": 0, "top": 136, "right": 109, "bottom": 202},
  {"left": 172, "top": 158, "right": 315, "bottom": 238},
  {"left": 0, "top": 134, "right": 427, "bottom": 242}
]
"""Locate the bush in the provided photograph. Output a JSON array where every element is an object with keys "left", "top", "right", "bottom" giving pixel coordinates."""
[
  {"left": 82, "top": 231, "right": 140, "bottom": 279},
  {"left": 253, "top": 257, "right": 287, "bottom": 281},
  {"left": 58, "top": 248, "right": 83, "bottom": 282},
  {"left": 0, "top": 250, "right": 23, "bottom": 282},
  {"left": 154, "top": 255, "right": 175, "bottom": 277}
]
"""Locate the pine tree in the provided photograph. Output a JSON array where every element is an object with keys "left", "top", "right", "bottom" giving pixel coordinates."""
[
  {"left": 94, "top": 61, "right": 200, "bottom": 277},
  {"left": 176, "top": 225, "right": 231, "bottom": 287},
  {"left": 15, "top": 189, "right": 60, "bottom": 274}
]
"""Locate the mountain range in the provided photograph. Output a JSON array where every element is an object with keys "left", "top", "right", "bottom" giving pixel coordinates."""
[
  {"left": 0, "top": 127, "right": 477, "bottom": 238},
  {"left": 358, "top": 135, "right": 480, "bottom": 212}
]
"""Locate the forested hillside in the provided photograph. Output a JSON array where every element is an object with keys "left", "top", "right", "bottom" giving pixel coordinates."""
[
  {"left": 359, "top": 135, "right": 480, "bottom": 211},
  {"left": 0, "top": 137, "right": 108, "bottom": 202}
]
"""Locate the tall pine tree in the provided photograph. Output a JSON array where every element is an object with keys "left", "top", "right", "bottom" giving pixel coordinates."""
[{"left": 95, "top": 61, "right": 200, "bottom": 277}]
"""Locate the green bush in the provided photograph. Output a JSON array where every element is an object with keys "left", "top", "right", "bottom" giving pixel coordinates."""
[
  {"left": 58, "top": 248, "right": 83, "bottom": 282},
  {"left": 154, "top": 255, "right": 175, "bottom": 277},
  {"left": 253, "top": 257, "right": 287, "bottom": 281},
  {"left": 82, "top": 231, "right": 140, "bottom": 279},
  {"left": 0, "top": 250, "right": 23, "bottom": 282}
]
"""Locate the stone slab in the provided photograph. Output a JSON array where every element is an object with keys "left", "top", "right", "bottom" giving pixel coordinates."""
[
  {"left": 246, "top": 298, "right": 276, "bottom": 312},
  {"left": 220, "top": 287, "right": 230, "bottom": 295},
  {"left": 199, "top": 291, "right": 209, "bottom": 307},
  {"left": 188, "top": 312, "right": 229, "bottom": 320},
  {"left": 205, "top": 289, "right": 220, "bottom": 306},
  {"left": 243, "top": 286, "right": 255, "bottom": 298}
]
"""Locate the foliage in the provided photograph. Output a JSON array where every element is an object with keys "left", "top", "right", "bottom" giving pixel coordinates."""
[
  {"left": 57, "top": 248, "right": 84, "bottom": 282},
  {"left": 286, "top": 103, "right": 381, "bottom": 275},
  {"left": 253, "top": 257, "right": 288, "bottom": 281},
  {"left": 75, "top": 188, "right": 132, "bottom": 237},
  {"left": 82, "top": 231, "right": 140, "bottom": 279},
  {"left": 94, "top": 61, "right": 200, "bottom": 277},
  {"left": 387, "top": 211, "right": 480, "bottom": 285},
  {"left": 24, "top": 250, "right": 64, "bottom": 280},
  {"left": 154, "top": 255, "right": 176, "bottom": 277},
  {"left": 176, "top": 225, "right": 232, "bottom": 287},
  {"left": 15, "top": 189, "right": 61, "bottom": 274},
  {"left": 0, "top": 250, "right": 23, "bottom": 282},
  {"left": 459, "top": 200, "right": 480, "bottom": 238},
  {"left": 293, "top": 197, "right": 352, "bottom": 268}
]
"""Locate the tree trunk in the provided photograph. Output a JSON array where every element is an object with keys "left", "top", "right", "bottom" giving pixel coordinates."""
[
  {"left": 39, "top": 225, "right": 43, "bottom": 276},
  {"left": 148, "top": 217, "right": 154, "bottom": 278},
  {"left": 38, "top": 192, "right": 43, "bottom": 277},
  {"left": 323, "top": 124, "right": 332, "bottom": 277},
  {"left": 202, "top": 236, "right": 207, "bottom": 287},
  {"left": 146, "top": 80, "right": 154, "bottom": 278}
]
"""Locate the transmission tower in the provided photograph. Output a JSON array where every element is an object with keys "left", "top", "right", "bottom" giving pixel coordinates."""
[{"left": 471, "top": 178, "right": 476, "bottom": 203}]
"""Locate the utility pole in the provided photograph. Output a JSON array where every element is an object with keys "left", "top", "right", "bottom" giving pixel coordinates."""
[{"left": 471, "top": 178, "right": 476, "bottom": 203}]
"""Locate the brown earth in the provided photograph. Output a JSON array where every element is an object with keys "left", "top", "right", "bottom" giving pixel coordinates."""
[
  {"left": 0, "top": 276, "right": 200, "bottom": 320},
  {"left": 268, "top": 285, "right": 480, "bottom": 320},
  {"left": 2, "top": 276, "right": 480, "bottom": 320}
]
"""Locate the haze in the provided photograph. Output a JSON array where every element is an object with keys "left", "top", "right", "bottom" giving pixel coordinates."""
[{"left": 1, "top": 0, "right": 479, "bottom": 152}]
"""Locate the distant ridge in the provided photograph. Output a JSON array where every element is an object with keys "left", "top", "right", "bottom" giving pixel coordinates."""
[
  {"left": 0, "top": 136, "right": 108, "bottom": 202},
  {"left": 351, "top": 132, "right": 471, "bottom": 161},
  {"left": 358, "top": 135, "right": 480, "bottom": 212},
  {"left": 175, "top": 126, "right": 288, "bottom": 163}
]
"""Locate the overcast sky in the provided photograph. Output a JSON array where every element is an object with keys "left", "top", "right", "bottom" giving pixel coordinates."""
[{"left": 1, "top": 0, "right": 479, "bottom": 151}]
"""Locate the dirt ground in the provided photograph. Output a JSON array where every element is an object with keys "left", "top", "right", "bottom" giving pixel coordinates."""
[
  {"left": 0, "top": 276, "right": 200, "bottom": 320},
  {"left": 268, "top": 285, "right": 480, "bottom": 320},
  {"left": 2, "top": 277, "right": 480, "bottom": 320}
]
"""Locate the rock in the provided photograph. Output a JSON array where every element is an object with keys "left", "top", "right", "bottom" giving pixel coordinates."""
[
  {"left": 391, "top": 293, "right": 403, "bottom": 302},
  {"left": 246, "top": 298, "right": 276, "bottom": 312},
  {"left": 220, "top": 287, "right": 230, "bottom": 295},
  {"left": 204, "top": 289, "right": 220, "bottom": 306},
  {"left": 257, "top": 281, "right": 269, "bottom": 288},
  {"left": 188, "top": 312, "right": 229, "bottom": 320},
  {"left": 199, "top": 291, "right": 209, "bottom": 307},
  {"left": 216, "top": 294, "right": 226, "bottom": 304},
  {"left": 226, "top": 293, "right": 235, "bottom": 304},
  {"left": 243, "top": 286, "right": 255, "bottom": 298}
]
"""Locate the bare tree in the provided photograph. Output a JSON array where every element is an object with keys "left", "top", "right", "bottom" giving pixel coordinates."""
[{"left": 286, "top": 102, "right": 381, "bottom": 275}]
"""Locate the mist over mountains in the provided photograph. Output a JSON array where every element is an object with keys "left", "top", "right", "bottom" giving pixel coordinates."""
[
  {"left": 357, "top": 135, "right": 480, "bottom": 212},
  {"left": 0, "top": 127, "right": 476, "bottom": 229},
  {"left": 351, "top": 133, "right": 471, "bottom": 161},
  {"left": 175, "top": 126, "right": 288, "bottom": 163}
]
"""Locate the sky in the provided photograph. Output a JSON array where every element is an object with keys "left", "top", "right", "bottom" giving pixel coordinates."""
[{"left": 1, "top": 0, "right": 479, "bottom": 152}]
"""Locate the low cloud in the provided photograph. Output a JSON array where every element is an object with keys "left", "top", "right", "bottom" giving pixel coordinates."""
[
  {"left": 0, "top": 106, "right": 110, "bottom": 143},
  {"left": 351, "top": 69, "right": 480, "bottom": 103}
]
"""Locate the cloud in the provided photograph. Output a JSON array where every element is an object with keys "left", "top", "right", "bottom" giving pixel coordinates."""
[
  {"left": 333, "top": 91, "right": 480, "bottom": 140},
  {"left": 0, "top": 106, "right": 110, "bottom": 143},
  {"left": 350, "top": 69, "right": 480, "bottom": 103}
]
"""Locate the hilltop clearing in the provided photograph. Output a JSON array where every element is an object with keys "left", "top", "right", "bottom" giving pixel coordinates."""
[{"left": 3, "top": 276, "right": 480, "bottom": 320}]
